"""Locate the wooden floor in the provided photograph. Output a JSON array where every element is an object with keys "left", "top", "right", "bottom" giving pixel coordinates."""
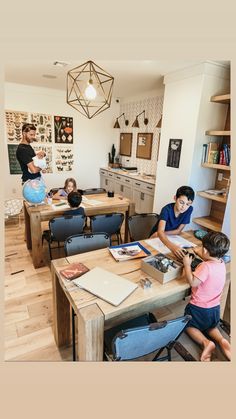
[{"left": 4, "top": 217, "right": 230, "bottom": 362}]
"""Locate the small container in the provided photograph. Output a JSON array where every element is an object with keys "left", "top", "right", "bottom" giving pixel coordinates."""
[
  {"left": 107, "top": 191, "right": 114, "bottom": 198},
  {"left": 47, "top": 197, "right": 52, "bottom": 205}
]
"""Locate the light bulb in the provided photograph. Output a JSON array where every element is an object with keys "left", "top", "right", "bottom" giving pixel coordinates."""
[{"left": 85, "top": 79, "right": 97, "bottom": 100}]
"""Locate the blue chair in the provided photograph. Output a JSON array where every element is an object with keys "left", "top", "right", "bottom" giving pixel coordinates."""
[
  {"left": 64, "top": 232, "right": 111, "bottom": 361},
  {"left": 128, "top": 213, "right": 159, "bottom": 241},
  {"left": 104, "top": 314, "right": 193, "bottom": 361},
  {"left": 42, "top": 214, "right": 86, "bottom": 259},
  {"left": 90, "top": 212, "right": 124, "bottom": 244}
]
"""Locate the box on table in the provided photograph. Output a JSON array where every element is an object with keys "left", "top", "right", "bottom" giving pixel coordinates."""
[{"left": 141, "top": 253, "right": 183, "bottom": 284}]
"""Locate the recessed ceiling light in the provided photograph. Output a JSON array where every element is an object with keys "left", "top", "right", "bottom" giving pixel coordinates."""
[
  {"left": 42, "top": 74, "right": 57, "bottom": 79},
  {"left": 53, "top": 61, "right": 69, "bottom": 67}
]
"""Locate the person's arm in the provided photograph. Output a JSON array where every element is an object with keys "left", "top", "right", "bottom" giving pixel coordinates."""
[
  {"left": 157, "top": 220, "right": 186, "bottom": 259},
  {"left": 53, "top": 189, "right": 67, "bottom": 200},
  {"left": 27, "top": 161, "right": 42, "bottom": 174},
  {"left": 182, "top": 254, "right": 201, "bottom": 287}
]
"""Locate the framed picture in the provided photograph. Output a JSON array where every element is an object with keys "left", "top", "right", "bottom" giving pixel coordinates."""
[
  {"left": 166, "top": 139, "right": 183, "bottom": 168},
  {"left": 120, "top": 133, "right": 132, "bottom": 156},
  {"left": 136, "top": 133, "right": 153, "bottom": 160}
]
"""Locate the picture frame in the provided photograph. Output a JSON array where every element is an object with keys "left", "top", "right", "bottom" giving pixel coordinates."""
[
  {"left": 166, "top": 139, "right": 183, "bottom": 168},
  {"left": 119, "top": 133, "right": 132, "bottom": 156},
  {"left": 136, "top": 133, "right": 153, "bottom": 160}
]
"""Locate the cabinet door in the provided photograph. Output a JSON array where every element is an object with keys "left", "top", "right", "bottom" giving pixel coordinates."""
[
  {"left": 100, "top": 175, "right": 108, "bottom": 190},
  {"left": 132, "top": 188, "right": 142, "bottom": 213},
  {"left": 140, "top": 191, "right": 154, "bottom": 213}
]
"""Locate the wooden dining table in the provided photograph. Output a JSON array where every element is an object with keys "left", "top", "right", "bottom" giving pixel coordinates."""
[
  {"left": 51, "top": 231, "right": 230, "bottom": 361},
  {"left": 23, "top": 193, "right": 135, "bottom": 269}
]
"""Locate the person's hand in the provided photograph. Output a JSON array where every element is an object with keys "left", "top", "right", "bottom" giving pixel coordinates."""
[
  {"left": 182, "top": 253, "right": 193, "bottom": 267},
  {"left": 150, "top": 231, "right": 157, "bottom": 239},
  {"left": 170, "top": 244, "right": 186, "bottom": 260},
  {"left": 37, "top": 151, "right": 46, "bottom": 159}
]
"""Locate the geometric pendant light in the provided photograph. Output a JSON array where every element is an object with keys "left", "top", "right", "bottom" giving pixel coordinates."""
[{"left": 67, "top": 60, "right": 114, "bottom": 119}]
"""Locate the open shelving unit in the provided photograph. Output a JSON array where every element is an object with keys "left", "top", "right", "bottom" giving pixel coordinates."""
[{"left": 193, "top": 93, "right": 230, "bottom": 232}]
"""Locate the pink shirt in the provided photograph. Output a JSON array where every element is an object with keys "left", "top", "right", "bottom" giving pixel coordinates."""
[{"left": 190, "top": 260, "right": 226, "bottom": 308}]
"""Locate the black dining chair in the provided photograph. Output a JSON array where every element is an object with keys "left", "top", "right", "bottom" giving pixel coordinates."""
[
  {"left": 104, "top": 314, "right": 193, "bottom": 362},
  {"left": 128, "top": 213, "right": 159, "bottom": 242},
  {"left": 90, "top": 212, "right": 124, "bottom": 245},
  {"left": 42, "top": 214, "right": 86, "bottom": 259},
  {"left": 64, "top": 232, "right": 111, "bottom": 361}
]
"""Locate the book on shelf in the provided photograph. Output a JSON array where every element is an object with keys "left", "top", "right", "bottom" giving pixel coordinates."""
[
  {"left": 208, "top": 150, "right": 219, "bottom": 164},
  {"left": 206, "top": 142, "right": 219, "bottom": 163},
  {"left": 60, "top": 262, "right": 89, "bottom": 280},
  {"left": 201, "top": 144, "right": 208, "bottom": 163},
  {"left": 204, "top": 189, "right": 226, "bottom": 195},
  {"left": 109, "top": 241, "right": 151, "bottom": 262}
]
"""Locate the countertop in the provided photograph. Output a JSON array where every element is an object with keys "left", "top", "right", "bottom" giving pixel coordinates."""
[{"left": 100, "top": 167, "right": 156, "bottom": 185}]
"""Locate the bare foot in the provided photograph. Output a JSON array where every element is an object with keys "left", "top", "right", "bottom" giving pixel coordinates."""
[
  {"left": 219, "top": 338, "right": 231, "bottom": 361},
  {"left": 200, "top": 341, "right": 215, "bottom": 362}
]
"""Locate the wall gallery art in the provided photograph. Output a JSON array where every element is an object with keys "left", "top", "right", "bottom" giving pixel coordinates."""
[
  {"left": 5, "top": 110, "right": 52, "bottom": 143},
  {"left": 166, "top": 139, "right": 182, "bottom": 168},
  {"left": 54, "top": 116, "right": 73, "bottom": 143},
  {"left": 5, "top": 110, "right": 29, "bottom": 142},
  {"left": 55, "top": 146, "right": 74, "bottom": 172}
]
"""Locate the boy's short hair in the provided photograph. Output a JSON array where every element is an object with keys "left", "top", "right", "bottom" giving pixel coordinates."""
[
  {"left": 202, "top": 231, "right": 230, "bottom": 258},
  {"left": 22, "top": 123, "right": 36, "bottom": 133},
  {"left": 176, "top": 186, "right": 195, "bottom": 201},
  {"left": 67, "top": 191, "right": 82, "bottom": 208}
]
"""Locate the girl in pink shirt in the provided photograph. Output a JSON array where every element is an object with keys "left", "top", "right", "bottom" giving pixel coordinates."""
[{"left": 183, "top": 231, "right": 230, "bottom": 362}]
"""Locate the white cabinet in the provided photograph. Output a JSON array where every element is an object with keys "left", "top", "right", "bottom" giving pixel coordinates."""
[{"left": 100, "top": 168, "right": 155, "bottom": 213}]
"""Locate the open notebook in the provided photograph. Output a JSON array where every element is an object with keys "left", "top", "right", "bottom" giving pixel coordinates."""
[{"left": 73, "top": 267, "right": 138, "bottom": 306}]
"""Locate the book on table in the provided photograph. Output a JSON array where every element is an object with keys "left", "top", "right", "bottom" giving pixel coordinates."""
[
  {"left": 60, "top": 262, "right": 89, "bottom": 280},
  {"left": 109, "top": 241, "right": 151, "bottom": 262}
]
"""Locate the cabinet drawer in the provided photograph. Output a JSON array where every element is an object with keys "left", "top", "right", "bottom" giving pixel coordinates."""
[
  {"left": 133, "top": 180, "right": 155, "bottom": 194},
  {"left": 123, "top": 177, "right": 132, "bottom": 184},
  {"left": 107, "top": 172, "right": 114, "bottom": 178},
  {"left": 100, "top": 169, "right": 108, "bottom": 176},
  {"left": 115, "top": 174, "right": 123, "bottom": 182}
]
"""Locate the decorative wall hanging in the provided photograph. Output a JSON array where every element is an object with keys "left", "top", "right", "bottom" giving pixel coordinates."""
[
  {"left": 54, "top": 116, "right": 73, "bottom": 143},
  {"left": 166, "top": 139, "right": 182, "bottom": 168},
  {"left": 32, "top": 145, "right": 53, "bottom": 173},
  {"left": 29, "top": 113, "right": 52, "bottom": 142},
  {"left": 55, "top": 146, "right": 74, "bottom": 172},
  {"left": 5, "top": 110, "right": 29, "bottom": 142},
  {"left": 136, "top": 133, "right": 153, "bottom": 160},
  {"left": 67, "top": 60, "right": 114, "bottom": 119},
  {"left": 7, "top": 144, "right": 22, "bottom": 174},
  {"left": 120, "top": 133, "right": 132, "bottom": 156}
]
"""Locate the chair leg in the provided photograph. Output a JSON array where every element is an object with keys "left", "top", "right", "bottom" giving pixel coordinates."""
[
  {"left": 72, "top": 307, "right": 76, "bottom": 361},
  {"left": 48, "top": 242, "right": 52, "bottom": 260}
]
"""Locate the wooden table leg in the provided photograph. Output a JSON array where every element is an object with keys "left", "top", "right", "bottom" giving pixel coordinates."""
[
  {"left": 77, "top": 304, "right": 104, "bottom": 361},
  {"left": 23, "top": 202, "right": 32, "bottom": 249},
  {"left": 30, "top": 210, "right": 45, "bottom": 268},
  {"left": 51, "top": 266, "right": 71, "bottom": 347},
  {"left": 220, "top": 273, "right": 230, "bottom": 318}
]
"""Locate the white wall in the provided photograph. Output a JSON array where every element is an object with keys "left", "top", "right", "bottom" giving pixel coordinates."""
[
  {"left": 153, "top": 62, "right": 230, "bottom": 230},
  {"left": 4, "top": 82, "right": 119, "bottom": 199}
]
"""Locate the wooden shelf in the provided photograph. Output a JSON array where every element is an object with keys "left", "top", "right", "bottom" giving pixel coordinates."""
[
  {"left": 197, "top": 191, "right": 227, "bottom": 204},
  {"left": 193, "top": 217, "right": 222, "bottom": 232},
  {"left": 210, "top": 94, "right": 230, "bottom": 104},
  {"left": 205, "top": 130, "right": 231, "bottom": 136},
  {"left": 202, "top": 163, "right": 230, "bottom": 171}
]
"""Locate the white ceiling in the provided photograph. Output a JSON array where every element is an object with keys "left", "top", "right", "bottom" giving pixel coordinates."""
[{"left": 4, "top": 60, "right": 230, "bottom": 99}]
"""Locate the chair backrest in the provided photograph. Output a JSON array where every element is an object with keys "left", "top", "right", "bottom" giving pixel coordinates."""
[
  {"left": 65, "top": 232, "right": 111, "bottom": 256},
  {"left": 82, "top": 188, "right": 106, "bottom": 195},
  {"left": 4, "top": 199, "right": 23, "bottom": 218},
  {"left": 128, "top": 213, "right": 159, "bottom": 241},
  {"left": 49, "top": 215, "right": 85, "bottom": 242},
  {"left": 90, "top": 213, "right": 124, "bottom": 236},
  {"left": 112, "top": 315, "right": 191, "bottom": 361}
]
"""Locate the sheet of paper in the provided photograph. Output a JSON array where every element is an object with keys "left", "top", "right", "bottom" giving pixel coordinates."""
[
  {"left": 51, "top": 202, "right": 70, "bottom": 210},
  {"left": 145, "top": 235, "right": 196, "bottom": 253}
]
